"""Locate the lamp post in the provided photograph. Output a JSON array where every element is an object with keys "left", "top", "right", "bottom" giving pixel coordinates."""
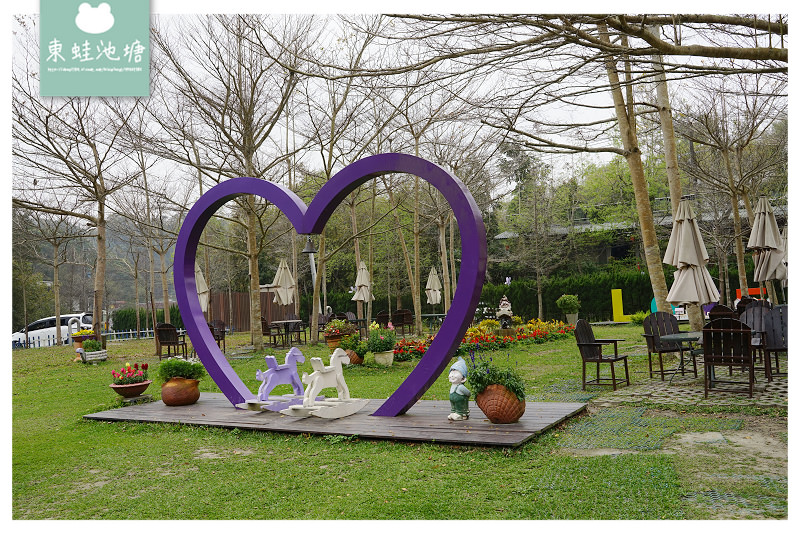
[{"left": 301, "top": 236, "right": 323, "bottom": 318}]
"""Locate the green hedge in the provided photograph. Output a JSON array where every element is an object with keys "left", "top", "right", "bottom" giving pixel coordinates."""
[
  {"left": 111, "top": 305, "right": 184, "bottom": 332},
  {"left": 299, "top": 269, "right": 657, "bottom": 324},
  {"left": 480, "top": 270, "right": 654, "bottom": 323}
]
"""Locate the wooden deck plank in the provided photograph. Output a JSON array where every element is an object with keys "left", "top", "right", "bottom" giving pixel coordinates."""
[{"left": 84, "top": 393, "right": 585, "bottom": 447}]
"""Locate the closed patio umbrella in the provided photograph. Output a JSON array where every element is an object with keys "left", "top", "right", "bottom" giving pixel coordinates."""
[
  {"left": 748, "top": 197, "right": 787, "bottom": 284},
  {"left": 425, "top": 267, "right": 442, "bottom": 305},
  {"left": 351, "top": 261, "right": 374, "bottom": 302},
  {"left": 271, "top": 259, "right": 295, "bottom": 306},
  {"left": 195, "top": 263, "right": 210, "bottom": 313},
  {"left": 663, "top": 198, "right": 720, "bottom": 307}
]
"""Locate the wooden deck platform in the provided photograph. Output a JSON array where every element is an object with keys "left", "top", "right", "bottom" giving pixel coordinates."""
[{"left": 84, "top": 393, "right": 586, "bottom": 447}]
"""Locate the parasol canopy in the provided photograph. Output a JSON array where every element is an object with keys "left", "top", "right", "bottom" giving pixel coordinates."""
[
  {"left": 748, "top": 197, "right": 787, "bottom": 283},
  {"left": 425, "top": 267, "right": 442, "bottom": 305},
  {"left": 271, "top": 259, "right": 295, "bottom": 306},
  {"left": 663, "top": 198, "right": 720, "bottom": 306},
  {"left": 195, "top": 263, "right": 210, "bottom": 312},
  {"left": 351, "top": 261, "right": 374, "bottom": 302}
]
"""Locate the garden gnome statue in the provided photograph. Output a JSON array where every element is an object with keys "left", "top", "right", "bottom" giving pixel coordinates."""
[
  {"left": 447, "top": 357, "right": 471, "bottom": 421},
  {"left": 496, "top": 294, "right": 513, "bottom": 329}
]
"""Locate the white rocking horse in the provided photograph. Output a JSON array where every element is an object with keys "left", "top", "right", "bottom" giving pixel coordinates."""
[{"left": 281, "top": 348, "right": 368, "bottom": 418}]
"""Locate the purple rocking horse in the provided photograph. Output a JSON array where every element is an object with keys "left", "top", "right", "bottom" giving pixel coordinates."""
[{"left": 256, "top": 347, "right": 305, "bottom": 401}]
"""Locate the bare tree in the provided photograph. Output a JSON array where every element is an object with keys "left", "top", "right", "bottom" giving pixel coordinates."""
[
  {"left": 150, "top": 14, "right": 315, "bottom": 349},
  {"left": 12, "top": 208, "right": 88, "bottom": 344},
  {"left": 13, "top": 22, "right": 141, "bottom": 340},
  {"left": 674, "top": 72, "right": 787, "bottom": 294}
]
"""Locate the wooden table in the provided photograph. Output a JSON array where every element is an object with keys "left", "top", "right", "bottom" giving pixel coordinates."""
[
  {"left": 420, "top": 313, "right": 446, "bottom": 331},
  {"left": 659, "top": 331, "right": 704, "bottom": 383},
  {"left": 270, "top": 320, "right": 303, "bottom": 346}
]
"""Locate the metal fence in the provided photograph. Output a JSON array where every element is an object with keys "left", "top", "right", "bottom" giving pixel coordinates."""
[{"left": 11, "top": 328, "right": 189, "bottom": 350}]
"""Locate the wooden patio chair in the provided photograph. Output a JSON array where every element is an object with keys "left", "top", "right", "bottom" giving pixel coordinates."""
[
  {"left": 702, "top": 318, "right": 754, "bottom": 398},
  {"left": 746, "top": 299, "right": 774, "bottom": 310},
  {"left": 155, "top": 323, "right": 188, "bottom": 360},
  {"left": 375, "top": 310, "right": 390, "bottom": 328},
  {"left": 316, "top": 313, "right": 330, "bottom": 334},
  {"left": 208, "top": 319, "right": 226, "bottom": 352},
  {"left": 285, "top": 312, "right": 307, "bottom": 345},
  {"left": 642, "top": 311, "right": 696, "bottom": 380},
  {"left": 392, "top": 309, "right": 413, "bottom": 337},
  {"left": 740, "top": 306, "right": 769, "bottom": 368},
  {"left": 736, "top": 297, "right": 756, "bottom": 316},
  {"left": 708, "top": 304, "right": 737, "bottom": 320},
  {"left": 261, "top": 316, "right": 285, "bottom": 348},
  {"left": 762, "top": 305, "right": 788, "bottom": 381},
  {"left": 575, "top": 319, "right": 629, "bottom": 391}
]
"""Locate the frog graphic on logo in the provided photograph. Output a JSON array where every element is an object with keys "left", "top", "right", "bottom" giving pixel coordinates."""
[{"left": 75, "top": 2, "right": 115, "bottom": 34}]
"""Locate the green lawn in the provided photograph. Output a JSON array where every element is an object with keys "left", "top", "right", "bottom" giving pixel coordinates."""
[{"left": 11, "top": 325, "right": 786, "bottom": 519}]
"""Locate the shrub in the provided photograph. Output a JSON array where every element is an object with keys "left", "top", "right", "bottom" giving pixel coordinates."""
[
  {"left": 556, "top": 294, "right": 581, "bottom": 314},
  {"left": 157, "top": 358, "right": 206, "bottom": 382},
  {"left": 630, "top": 310, "right": 649, "bottom": 326},
  {"left": 367, "top": 328, "right": 396, "bottom": 352},
  {"left": 479, "top": 318, "right": 500, "bottom": 330},
  {"left": 82, "top": 339, "right": 102, "bottom": 352},
  {"left": 339, "top": 334, "right": 367, "bottom": 357},
  {"left": 393, "top": 337, "right": 431, "bottom": 361}
]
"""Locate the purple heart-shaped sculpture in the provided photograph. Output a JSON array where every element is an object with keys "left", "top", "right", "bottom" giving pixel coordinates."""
[{"left": 174, "top": 153, "right": 486, "bottom": 416}]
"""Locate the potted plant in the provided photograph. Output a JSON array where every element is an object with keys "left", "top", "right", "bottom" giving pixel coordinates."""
[
  {"left": 367, "top": 323, "right": 396, "bottom": 366},
  {"left": 157, "top": 357, "right": 206, "bottom": 406},
  {"left": 79, "top": 338, "right": 107, "bottom": 363},
  {"left": 556, "top": 294, "right": 581, "bottom": 325},
  {"left": 71, "top": 328, "right": 95, "bottom": 348},
  {"left": 339, "top": 333, "right": 367, "bottom": 364},
  {"left": 109, "top": 362, "right": 152, "bottom": 398},
  {"left": 323, "top": 319, "right": 357, "bottom": 351},
  {"left": 466, "top": 353, "right": 526, "bottom": 423}
]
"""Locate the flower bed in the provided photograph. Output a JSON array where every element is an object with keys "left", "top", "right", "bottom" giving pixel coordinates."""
[{"left": 391, "top": 319, "right": 575, "bottom": 359}]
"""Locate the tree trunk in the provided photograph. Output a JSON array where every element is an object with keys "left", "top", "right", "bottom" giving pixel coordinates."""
[
  {"left": 598, "top": 22, "right": 670, "bottom": 313},
  {"left": 246, "top": 198, "right": 263, "bottom": 351},
  {"left": 651, "top": 38, "right": 683, "bottom": 215},
  {"left": 449, "top": 212, "right": 457, "bottom": 302},
  {"left": 437, "top": 217, "right": 451, "bottom": 313},
  {"left": 536, "top": 269, "right": 544, "bottom": 319},
  {"left": 309, "top": 231, "right": 326, "bottom": 344},
  {"left": 158, "top": 247, "right": 171, "bottom": 325},
  {"left": 412, "top": 176, "right": 423, "bottom": 335},
  {"left": 387, "top": 187, "right": 418, "bottom": 325},
  {"left": 134, "top": 259, "right": 141, "bottom": 338},
  {"left": 722, "top": 150, "right": 749, "bottom": 293},
  {"left": 52, "top": 244, "right": 62, "bottom": 345},
  {"left": 93, "top": 200, "right": 107, "bottom": 347},
  {"left": 350, "top": 195, "right": 364, "bottom": 325}
]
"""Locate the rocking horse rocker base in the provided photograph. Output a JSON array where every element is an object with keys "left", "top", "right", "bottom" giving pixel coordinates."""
[{"left": 281, "top": 398, "right": 370, "bottom": 418}]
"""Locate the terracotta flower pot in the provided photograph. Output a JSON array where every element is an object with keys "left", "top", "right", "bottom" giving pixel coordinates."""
[
  {"left": 110, "top": 380, "right": 152, "bottom": 398},
  {"left": 161, "top": 377, "right": 201, "bottom": 406},
  {"left": 475, "top": 384, "right": 526, "bottom": 424}
]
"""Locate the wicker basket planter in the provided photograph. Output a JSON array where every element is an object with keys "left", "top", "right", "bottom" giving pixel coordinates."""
[
  {"left": 475, "top": 384, "right": 526, "bottom": 424},
  {"left": 324, "top": 334, "right": 343, "bottom": 351},
  {"left": 345, "top": 349, "right": 364, "bottom": 365}
]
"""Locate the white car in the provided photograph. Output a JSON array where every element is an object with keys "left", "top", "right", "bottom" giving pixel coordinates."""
[{"left": 12, "top": 312, "right": 93, "bottom": 348}]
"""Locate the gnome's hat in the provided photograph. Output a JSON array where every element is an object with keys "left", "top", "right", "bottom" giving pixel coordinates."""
[{"left": 450, "top": 357, "right": 468, "bottom": 378}]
